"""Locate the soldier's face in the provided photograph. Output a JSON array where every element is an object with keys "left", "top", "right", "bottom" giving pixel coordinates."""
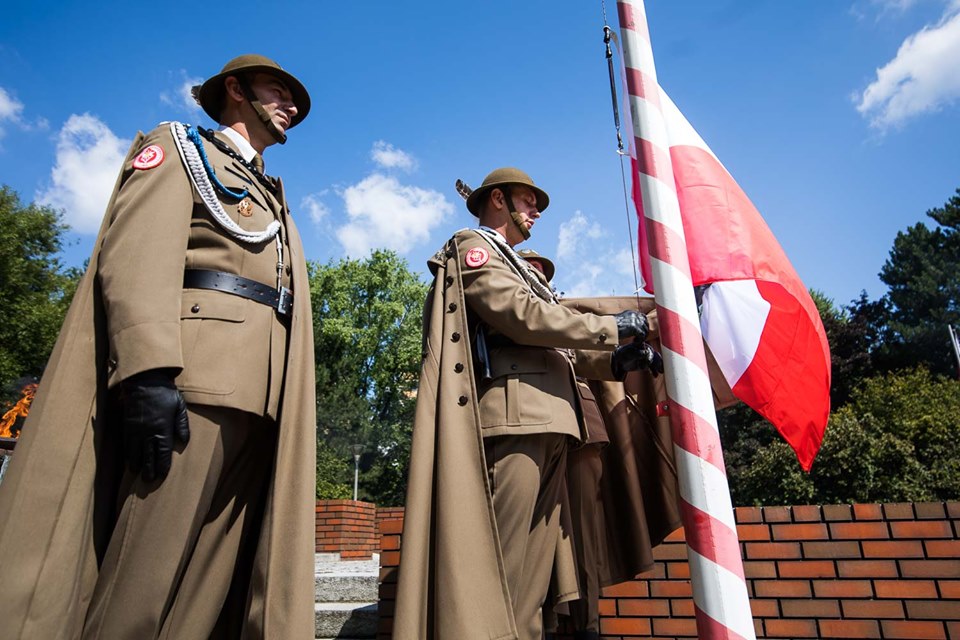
[
  {"left": 249, "top": 73, "right": 297, "bottom": 135},
  {"left": 509, "top": 186, "right": 540, "bottom": 232}
]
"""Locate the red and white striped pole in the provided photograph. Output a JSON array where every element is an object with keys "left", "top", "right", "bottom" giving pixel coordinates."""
[{"left": 616, "top": 2, "right": 756, "bottom": 638}]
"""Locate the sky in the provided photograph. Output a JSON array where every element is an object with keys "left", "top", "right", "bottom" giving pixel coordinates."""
[{"left": 1, "top": 0, "right": 958, "bottom": 309}]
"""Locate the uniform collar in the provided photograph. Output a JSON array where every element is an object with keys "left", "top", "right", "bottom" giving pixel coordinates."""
[
  {"left": 217, "top": 125, "right": 259, "bottom": 163},
  {"left": 479, "top": 225, "right": 506, "bottom": 242}
]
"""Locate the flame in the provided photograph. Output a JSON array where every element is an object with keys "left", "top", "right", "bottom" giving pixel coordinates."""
[{"left": 0, "top": 384, "right": 37, "bottom": 438}]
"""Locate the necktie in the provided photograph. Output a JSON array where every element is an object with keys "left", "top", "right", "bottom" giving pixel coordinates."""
[{"left": 251, "top": 153, "right": 265, "bottom": 174}]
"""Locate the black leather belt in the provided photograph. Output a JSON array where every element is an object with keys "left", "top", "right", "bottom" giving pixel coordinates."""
[{"left": 183, "top": 269, "right": 293, "bottom": 318}]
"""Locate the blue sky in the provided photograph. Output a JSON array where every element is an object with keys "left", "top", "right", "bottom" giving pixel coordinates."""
[{"left": 1, "top": 0, "right": 958, "bottom": 309}]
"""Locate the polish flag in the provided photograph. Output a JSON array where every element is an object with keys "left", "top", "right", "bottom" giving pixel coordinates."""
[{"left": 631, "top": 90, "right": 831, "bottom": 471}]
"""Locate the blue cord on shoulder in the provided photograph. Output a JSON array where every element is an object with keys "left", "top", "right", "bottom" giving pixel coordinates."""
[{"left": 185, "top": 126, "right": 249, "bottom": 200}]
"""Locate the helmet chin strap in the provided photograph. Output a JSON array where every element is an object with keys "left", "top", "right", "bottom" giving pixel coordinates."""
[
  {"left": 500, "top": 186, "right": 531, "bottom": 241},
  {"left": 238, "top": 75, "right": 287, "bottom": 145}
]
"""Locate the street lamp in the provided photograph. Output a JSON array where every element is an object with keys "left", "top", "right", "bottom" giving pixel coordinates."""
[{"left": 350, "top": 444, "right": 364, "bottom": 501}]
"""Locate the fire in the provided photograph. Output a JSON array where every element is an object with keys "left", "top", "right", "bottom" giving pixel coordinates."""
[{"left": 0, "top": 384, "right": 37, "bottom": 438}]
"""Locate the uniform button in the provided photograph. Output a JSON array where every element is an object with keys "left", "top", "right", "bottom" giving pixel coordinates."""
[
  {"left": 599, "top": 333, "right": 607, "bottom": 343},
  {"left": 454, "top": 363, "right": 464, "bottom": 373},
  {"left": 445, "top": 276, "right": 454, "bottom": 286},
  {"left": 191, "top": 304, "right": 201, "bottom": 313},
  {"left": 458, "top": 395, "right": 468, "bottom": 406},
  {"left": 448, "top": 303, "right": 457, "bottom": 312},
  {"left": 108, "top": 358, "right": 117, "bottom": 369},
  {"left": 451, "top": 332, "right": 461, "bottom": 342},
  {"left": 510, "top": 364, "right": 518, "bottom": 371}
]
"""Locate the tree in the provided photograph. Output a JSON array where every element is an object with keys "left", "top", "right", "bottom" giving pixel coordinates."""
[
  {"left": 0, "top": 186, "right": 81, "bottom": 406},
  {"left": 811, "top": 290, "right": 877, "bottom": 408},
  {"left": 871, "top": 188, "right": 960, "bottom": 376},
  {"left": 309, "top": 250, "right": 428, "bottom": 505}
]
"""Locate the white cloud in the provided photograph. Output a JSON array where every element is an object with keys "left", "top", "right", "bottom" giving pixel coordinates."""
[
  {"left": 37, "top": 114, "right": 130, "bottom": 234},
  {"left": 371, "top": 140, "right": 417, "bottom": 172},
  {"left": 160, "top": 70, "right": 203, "bottom": 116},
  {"left": 556, "top": 210, "right": 605, "bottom": 260},
  {"left": 0, "top": 87, "right": 24, "bottom": 135},
  {"left": 301, "top": 191, "right": 332, "bottom": 225},
  {"left": 335, "top": 173, "right": 453, "bottom": 257},
  {"left": 855, "top": 2, "right": 960, "bottom": 129}
]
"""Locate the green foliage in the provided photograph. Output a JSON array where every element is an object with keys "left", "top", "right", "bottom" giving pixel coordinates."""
[
  {"left": 0, "top": 186, "right": 81, "bottom": 405},
  {"left": 309, "top": 250, "right": 427, "bottom": 505},
  {"left": 316, "top": 437, "right": 352, "bottom": 499}
]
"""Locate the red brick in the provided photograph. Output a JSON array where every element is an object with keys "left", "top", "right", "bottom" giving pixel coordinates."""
[
  {"left": 380, "top": 550, "right": 400, "bottom": 567},
  {"left": 744, "top": 541, "right": 802, "bottom": 560},
  {"left": 862, "top": 540, "right": 925, "bottom": 558},
  {"left": 753, "top": 579, "right": 812, "bottom": 598},
  {"left": 600, "top": 617, "right": 652, "bottom": 636},
  {"left": 737, "top": 523, "right": 771, "bottom": 541},
  {"left": 854, "top": 503, "right": 884, "bottom": 520},
  {"left": 875, "top": 579, "right": 938, "bottom": 598},
  {"left": 916, "top": 502, "right": 948, "bottom": 519},
  {"left": 667, "top": 562, "right": 690, "bottom": 579},
  {"left": 940, "top": 580, "right": 960, "bottom": 598},
  {"left": 884, "top": 503, "right": 916, "bottom": 520},
  {"left": 598, "top": 597, "right": 616, "bottom": 617},
  {"left": 837, "top": 559, "right": 899, "bottom": 578},
  {"left": 948, "top": 621, "right": 960, "bottom": 640},
  {"left": 906, "top": 600, "right": 960, "bottom": 620},
  {"left": 793, "top": 505, "right": 822, "bottom": 522},
  {"left": 763, "top": 506, "right": 793, "bottom": 523},
  {"left": 652, "top": 542, "right": 688, "bottom": 561},
  {"left": 840, "top": 599, "right": 905, "bottom": 618},
  {"left": 812, "top": 579, "right": 874, "bottom": 598},
  {"left": 802, "top": 541, "right": 862, "bottom": 559},
  {"left": 671, "top": 598, "right": 695, "bottom": 617},
  {"left": 781, "top": 599, "right": 840, "bottom": 618},
  {"left": 901, "top": 559, "right": 960, "bottom": 578},
  {"left": 379, "top": 519, "right": 403, "bottom": 534},
  {"left": 602, "top": 581, "right": 648, "bottom": 598},
  {"left": 379, "top": 566, "right": 398, "bottom": 583},
  {"left": 650, "top": 579, "right": 692, "bottom": 598},
  {"left": 744, "top": 560, "right": 778, "bottom": 578},
  {"left": 749, "top": 598, "right": 780, "bottom": 617},
  {"left": 735, "top": 506, "right": 763, "bottom": 523},
  {"left": 617, "top": 598, "right": 670, "bottom": 617},
  {"left": 772, "top": 523, "right": 829, "bottom": 541},
  {"left": 380, "top": 536, "right": 400, "bottom": 551},
  {"left": 947, "top": 503, "right": 960, "bottom": 519},
  {"left": 823, "top": 504, "right": 854, "bottom": 521},
  {"left": 641, "top": 562, "right": 666, "bottom": 579},
  {"left": 882, "top": 620, "right": 947, "bottom": 639},
  {"left": 819, "top": 619, "right": 882, "bottom": 638},
  {"left": 927, "top": 540, "right": 960, "bottom": 557},
  {"left": 664, "top": 526, "right": 686, "bottom": 542},
  {"left": 892, "top": 520, "right": 954, "bottom": 539},
  {"left": 830, "top": 521, "right": 890, "bottom": 540},
  {"left": 764, "top": 618, "right": 818, "bottom": 638},
  {"left": 777, "top": 560, "right": 837, "bottom": 578},
  {"left": 651, "top": 617, "right": 698, "bottom": 637}
]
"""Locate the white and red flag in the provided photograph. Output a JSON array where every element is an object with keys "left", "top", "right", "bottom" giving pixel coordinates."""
[{"left": 630, "top": 89, "right": 831, "bottom": 471}]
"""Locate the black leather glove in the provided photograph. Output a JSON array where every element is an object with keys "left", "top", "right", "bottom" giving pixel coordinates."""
[
  {"left": 614, "top": 310, "right": 649, "bottom": 342},
  {"left": 611, "top": 342, "right": 665, "bottom": 380},
  {"left": 118, "top": 369, "right": 190, "bottom": 483}
]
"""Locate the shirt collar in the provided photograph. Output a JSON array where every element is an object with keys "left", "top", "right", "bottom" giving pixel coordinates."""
[
  {"left": 217, "top": 125, "right": 258, "bottom": 163},
  {"left": 479, "top": 225, "right": 506, "bottom": 241}
]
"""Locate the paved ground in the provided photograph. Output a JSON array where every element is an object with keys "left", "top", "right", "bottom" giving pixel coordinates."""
[{"left": 315, "top": 553, "right": 380, "bottom": 577}]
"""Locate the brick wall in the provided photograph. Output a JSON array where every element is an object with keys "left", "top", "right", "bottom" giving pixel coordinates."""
[
  {"left": 377, "top": 503, "right": 960, "bottom": 639},
  {"left": 315, "top": 499, "right": 378, "bottom": 559}
]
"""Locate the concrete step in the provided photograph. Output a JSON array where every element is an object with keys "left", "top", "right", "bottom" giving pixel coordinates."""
[
  {"left": 314, "top": 601, "right": 378, "bottom": 639},
  {"left": 315, "top": 573, "right": 379, "bottom": 603}
]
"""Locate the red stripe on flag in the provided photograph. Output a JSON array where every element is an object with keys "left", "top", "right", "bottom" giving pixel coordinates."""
[
  {"left": 731, "top": 281, "right": 829, "bottom": 471},
  {"left": 655, "top": 307, "right": 710, "bottom": 378},
  {"left": 630, "top": 157, "right": 654, "bottom": 293},
  {"left": 679, "top": 497, "right": 746, "bottom": 581},
  {"left": 644, "top": 218, "right": 690, "bottom": 277},
  {"left": 668, "top": 400, "right": 727, "bottom": 474},
  {"left": 617, "top": 1, "right": 650, "bottom": 40},
  {"left": 695, "top": 605, "right": 752, "bottom": 640},
  {"left": 635, "top": 136, "right": 673, "bottom": 184},
  {"left": 624, "top": 67, "right": 661, "bottom": 109}
]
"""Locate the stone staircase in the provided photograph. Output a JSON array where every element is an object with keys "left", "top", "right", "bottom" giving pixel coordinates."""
[{"left": 315, "top": 553, "right": 380, "bottom": 640}]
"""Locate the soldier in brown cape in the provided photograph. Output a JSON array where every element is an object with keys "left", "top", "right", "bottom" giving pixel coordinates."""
[
  {"left": 0, "top": 54, "right": 317, "bottom": 639},
  {"left": 394, "top": 168, "right": 661, "bottom": 640}
]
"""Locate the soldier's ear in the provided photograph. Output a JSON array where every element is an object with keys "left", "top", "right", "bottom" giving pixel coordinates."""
[
  {"left": 224, "top": 76, "right": 245, "bottom": 104},
  {"left": 491, "top": 188, "right": 505, "bottom": 209}
]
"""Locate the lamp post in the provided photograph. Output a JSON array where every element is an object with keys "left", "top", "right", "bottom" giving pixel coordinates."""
[{"left": 350, "top": 444, "right": 364, "bottom": 501}]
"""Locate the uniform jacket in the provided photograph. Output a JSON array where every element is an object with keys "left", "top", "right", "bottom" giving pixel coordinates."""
[
  {"left": 394, "top": 230, "right": 618, "bottom": 640},
  {"left": 0, "top": 124, "right": 317, "bottom": 639}
]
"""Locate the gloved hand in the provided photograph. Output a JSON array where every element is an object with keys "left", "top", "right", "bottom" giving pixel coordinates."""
[
  {"left": 614, "top": 310, "right": 649, "bottom": 342},
  {"left": 611, "top": 341, "right": 665, "bottom": 380},
  {"left": 118, "top": 369, "right": 190, "bottom": 483}
]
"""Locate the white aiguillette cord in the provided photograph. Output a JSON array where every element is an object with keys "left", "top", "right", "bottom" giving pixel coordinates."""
[{"left": 170, "top": 122, "right": 285, "bottom": 289}]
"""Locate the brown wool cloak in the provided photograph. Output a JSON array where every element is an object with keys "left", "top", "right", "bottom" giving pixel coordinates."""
[
  {"left": 0, "top": 131, "right": 317, "bottom": 639},
  {"left": 562, "top": 296, "right": 737, "bottom": 586}
]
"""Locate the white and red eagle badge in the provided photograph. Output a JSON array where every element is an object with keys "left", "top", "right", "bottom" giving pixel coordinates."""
[
  {"left": 132, "top": 144, "right": 164, "bottom": 170},
  {"left": 464, "top": 247, "right": 489, "bottom": 268}
]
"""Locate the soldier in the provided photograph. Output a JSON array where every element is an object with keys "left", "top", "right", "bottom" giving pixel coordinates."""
[
  {"left": 0, "top": 54, "right": 317, "bottom": 638},
  {"left": 395, "top": 168, "right": 660, "bottom": 640}
]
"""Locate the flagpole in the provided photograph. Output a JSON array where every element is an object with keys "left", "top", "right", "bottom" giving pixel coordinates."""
[{"left": 615, "top": 2, "right": 756, "bottom": 638}]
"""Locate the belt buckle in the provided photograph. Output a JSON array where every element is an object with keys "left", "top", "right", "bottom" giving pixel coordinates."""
[{"left": 277, "top": 286, "right": 294, "bottom": 317}]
